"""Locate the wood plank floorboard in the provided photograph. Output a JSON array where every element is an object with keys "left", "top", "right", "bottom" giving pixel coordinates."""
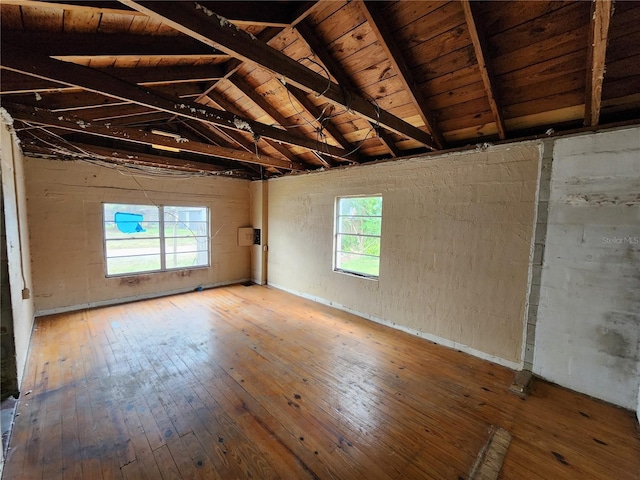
[{"left": 3, "top": 285, "right": 639, "bottom": 479}]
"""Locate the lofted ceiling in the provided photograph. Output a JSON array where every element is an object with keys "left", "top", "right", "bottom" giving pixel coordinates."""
[{"left": 1, "top": 0, "right": 638, "bottom": 179}]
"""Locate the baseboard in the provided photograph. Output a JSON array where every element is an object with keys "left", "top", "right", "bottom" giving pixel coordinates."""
[{"left": 34, "top": 278, "right": 251, "bottom": 317}]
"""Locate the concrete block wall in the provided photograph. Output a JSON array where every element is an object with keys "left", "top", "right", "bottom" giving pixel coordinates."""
[{"left": 533, "top": 126, "right": 640, "bottom": 410}]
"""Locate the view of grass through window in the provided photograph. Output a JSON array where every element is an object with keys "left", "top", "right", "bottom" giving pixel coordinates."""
[
  {"left": 103, "top": 203, "right": 209, "bottom": 276},
  {"left": 335, "top": 196, "right": 382, "bottom": 277}
]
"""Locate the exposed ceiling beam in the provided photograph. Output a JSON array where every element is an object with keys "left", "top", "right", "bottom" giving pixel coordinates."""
[
  {"left": 119, "top": 1, "right": 436, "bottom": 149},
  {"left": 204, "top": 90, "right": 304, "bottom": 166},
  {"left": 360, "top": 1, "right": 446, "bottom": 149},
  {"left": 585, "top": 0, "right": 613, "bottom": 126},
  {"left": 460, "top": 0, "right": 507, "bottom": 140},
  {"left": 295, "top": 20, "right": 405, "bottom": 158},
  {"left": 1, "top": 44, "right": 354, "bottom": 161},
  {"left": 286, "top": 84, "right": 355, "bottom": 153},
  {"left": 99, "top": 65, "right": 224, "bottom": 86},
  {"left": 1, "top": 30, "right": 225, "bottom": 58},
  {"left": 8, "top": 103, "right": 304, "bottom": 171}
]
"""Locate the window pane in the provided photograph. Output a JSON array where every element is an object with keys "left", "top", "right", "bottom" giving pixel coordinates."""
[
  {"left": 166, "top": 252, "right": 209, "bottom": 270},
  {"left": 338, "top": 196, "right": 382, "bottom": 216},
  {"left": 106, "top": 255, "right": 161, "bottom": 276},
  {"left": 338, "top": 216, "right": 381, "bottom": 235},
  {"left": 164, "top": 206, "right": 208, "bottom": 236},
  {"left": 338, "top": 234, "right": 380, "bottom": 256},
  {"left": 104, "top": 203, "right": 159, "bottom": 240},
  {"left": 336, "top": 252, "right": 380, "bottom": 277},
  {"left": 164, "top": 237, "right": 208, "bottom": 254},
  {"left": 106, "top": 239, "right": 161, "bottom": 258}
]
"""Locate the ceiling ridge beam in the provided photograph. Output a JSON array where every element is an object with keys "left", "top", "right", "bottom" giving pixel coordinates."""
[
  {"left": 7, "top": 102, "right": 304, "bottom": 171},
  {"left": 1, "top": 44, "right": 354, "bottom": 161},
  {"left": 359, "top": 0, "right": 446, "bottom": 149},
  {"left": 119, "top": 1, "right": 436, "bottom": 149},
  {"left": 461, "top": 0, "right": 507, "bottom": 140},
  {"left": 585, "top": 0, "right": 613, "bottom": 126}
]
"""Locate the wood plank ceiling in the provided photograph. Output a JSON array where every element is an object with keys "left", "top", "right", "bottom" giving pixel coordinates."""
[{"left": 1, "top": 1, "right": 639, "bottom": 179}]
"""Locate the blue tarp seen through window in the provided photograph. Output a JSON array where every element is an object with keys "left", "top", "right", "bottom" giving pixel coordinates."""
[{"left": 115, "top": 212, "right": 146, "bottom": 233}]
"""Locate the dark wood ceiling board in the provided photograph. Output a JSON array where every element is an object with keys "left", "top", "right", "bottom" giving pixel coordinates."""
[
  {"left": 438, "top": 110, "right": 496, "bottom": 134},
  {"left": 491, "top": 28, "right": 587, "bottom": 78},
  {"left": 62, "top": 8, "right": 101, "bottom": 32},
  {"left": 442, "top": 124, "right": 499, "bottom": 145},
  {"left": 601, "top": 92, "right": 640, "bottom": 115},
  {"left": 382, "top": 1, "right": 450, "bottom": 32},
  {"left": 427, "top": 81, "right": 487, "bottom": 111},
  {"left": 602, "top": 54, "right": 640, "bottom": 82},
  {"left": 487, "top": 2, "right": 591, "bottom": 59},
  {"left": 477, "top": 1, "right": 568, "bottom": 35},
  {"left": 0, "top": 5, "right": 23, "bottom": 29},
  {"left": 461, "top": 0, "right": 506, "bottom": 140},
  {"left": 605, "top": 30, "right": 640, "bottom": 64},
  {"left": 607, "top": 5, "right": 640, "bottom": 41},
  {"left": 504, "top": 89, "right": 585, "bottom": 120},
  {"left": 411, "top": 45, "right": 478, "bottom": 85},
  {"left": 500, "top": 71, "right": 586, "bottom": 108},
  {"left": 392, "top": 2, "right": 466, "bottom": 55},
  {"left": 76, "top": 104, "right": 158, "bottom": 122},
  {"left": 305, "top": 0, "right": 347, "bottom": 27},
  {"left": 506, "top": 105, "right": 584, "bottom": 135},
  {"left": 20, "top": 4, "right": 64, "bottom": 31},
  {"left": 602, "top": 77, "right": 640, "bottom": 102},
  {"left": 496, "top": 52, "right": 588, "bottom": 96},
  {"left": 433, "top": 96, "right": 491, "bottom": 124},
  {"left": 5, "top": 1, "right": 138, "bottom": 15},
  {"left": 308, "top": 0, "right": 365, "bottom": 41},
  {"left": 325, "top": 20, "right": 378, "bottom": 63}
]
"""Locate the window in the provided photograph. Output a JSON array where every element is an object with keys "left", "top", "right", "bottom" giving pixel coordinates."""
[
  {"left": 334, "top": 196, "right": 382, "bottom": 278},
  {"left": 103, "top": 203, "right": 209, "bottom": 276}
]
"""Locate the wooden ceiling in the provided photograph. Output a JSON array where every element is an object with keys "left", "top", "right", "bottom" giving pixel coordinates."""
[{"left": 1, "top": 1, "right": 638, "bottom": 179}]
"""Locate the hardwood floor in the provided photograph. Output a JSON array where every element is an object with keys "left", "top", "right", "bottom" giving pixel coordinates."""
[{"left": 3, "top": 285, "right": 639, "bottom": 479}]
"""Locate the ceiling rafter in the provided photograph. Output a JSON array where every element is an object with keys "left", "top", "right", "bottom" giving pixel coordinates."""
[
  {"left": 460, "top": 0, "right": 507, "bottom": 140},
  {"left": 585, "top": 0, "right": 613, "bottom": 126},
  {"left": 359, "top": 0, "right": 446, "bottom": 149},
  {"left": 8, "top": 103, "right": 303, "bottom": 171},
  {"left": 1, "top": 44, "right": 355, "bottom": 162},
  {"left": 286, "top": 84, "right": 356, "bottom": 154},
  {"left": 294, "top": 20, "right": 403, "bottom": 159},
  {"left": 119, "top": 1, "right": 437, "bottom": 150},
  {"left": 203, "top": 89, "right": 304, "bottom": 167}
]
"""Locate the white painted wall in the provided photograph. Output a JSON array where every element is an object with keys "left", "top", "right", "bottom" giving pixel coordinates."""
[
  {"left": 0, "top": 113, "right": 35, "bottom": 388},
  {"left": 24, "top": 157, "right": 251, "bottom": 314},
  {"left": 268, "top": 144, "right": 540, "bottom": 367},
  {"left": 534, "top": 126, "right": 640, "bottom": 410}
]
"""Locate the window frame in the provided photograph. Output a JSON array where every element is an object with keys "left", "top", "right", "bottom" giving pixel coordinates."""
[
  {"left": 333, "top": 195, "right": 383, "bottom": 279},
  {"left": 102, "top": 203, "right": 210, "bottom": 277}
]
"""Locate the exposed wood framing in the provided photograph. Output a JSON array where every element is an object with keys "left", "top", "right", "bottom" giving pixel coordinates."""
[
  {"left": 360, "top": 0, "right": 446, "bottom": 149},
  {"left": 120, "top": 1, "right": 437, "bottom": 149},
  {"left": 8, "top": 103, "right": 303, "bottom": 170},
  {"left": 461, "top": 0, "right": 507, "bottom": 140},
  {"left": 295, "top": 20, "right": 404, "bottom": 158},
  {"left": 585, "top": 0, "right": 613, "bottom": 126},
  {"left": 1, "top": 44, "right": 354, "bottom": 161},
  {"left": 204, "top": 90, "right": 303, "bottom": 166}
]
